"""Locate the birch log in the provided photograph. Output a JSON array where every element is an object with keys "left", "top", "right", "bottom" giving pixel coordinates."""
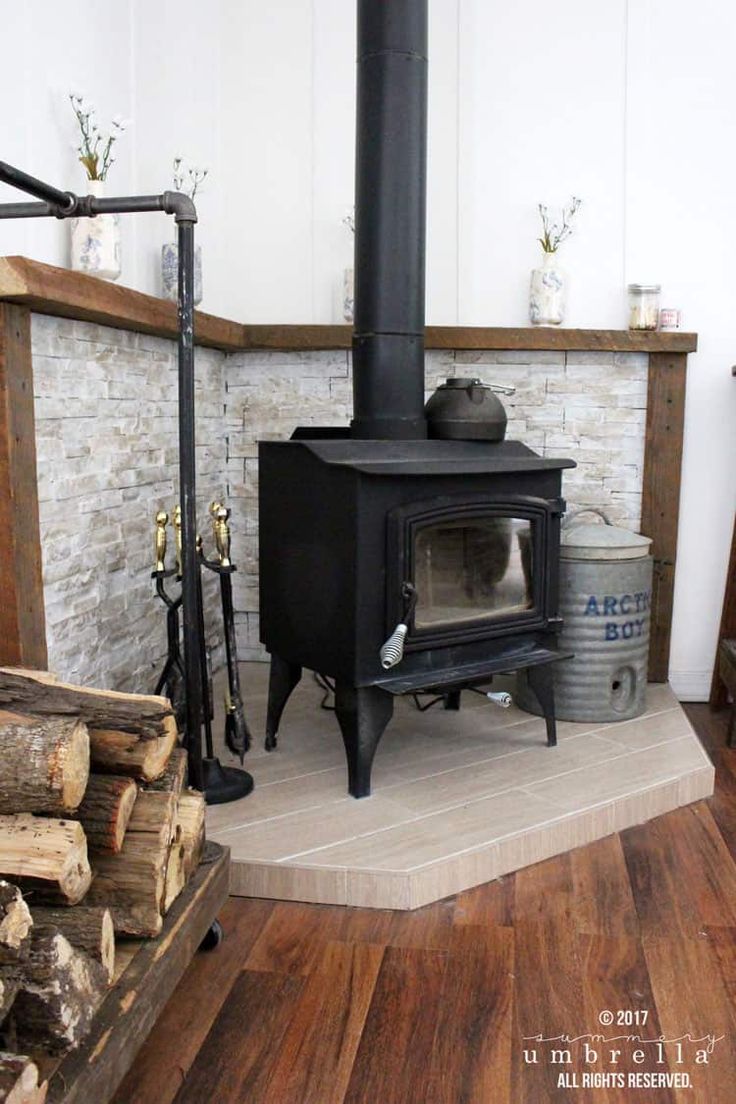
[
  {"left": 89, "top": 715, "right": 177, "bottom": 782},
  {"left": 73, "top": 776, "right": 137, "bottom": 854},
  {"left": 10, "top": 929, "right": 107, "bottom": 1054},
  {"left": 0, "top": 669, "right": 172, "bottom": 740},
  {"left": 0, "top": 1054, "right": 47, "bottom": 1104},
  {"left": 0, "top": 818, "right": 91, "bottom": 906},
  {"left": 0, "top": 712, "right": 89, "bottom": 816},
  {"left": 30, "top": 908, "right": 114, "bottom": 984}
]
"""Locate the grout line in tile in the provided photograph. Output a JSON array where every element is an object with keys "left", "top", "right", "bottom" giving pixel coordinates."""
[
  {"left": 515, "top": 751, "right": 695, "bottom": 812},
  {"left": 255, "top": 764, "right": 345, "bottom": 789},
  {"left": 211, "top": 794, "right": 354, "bottom": 836},
  {"left": 591, "top": 729, "right": 696, "bottom": 755},
  {"left": 276, "top": 811, "right": 425, "bottom": 863}
]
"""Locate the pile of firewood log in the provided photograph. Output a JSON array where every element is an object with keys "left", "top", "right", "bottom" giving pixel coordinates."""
[{"left": 0, "top": 667, "right": 205, "bottom": 1102}]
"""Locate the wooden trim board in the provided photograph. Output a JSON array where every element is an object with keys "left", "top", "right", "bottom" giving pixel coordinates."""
[
  {"left": 43, "top": 842, "right": 230, "bottom": 1104},
  {"left": 0, "top": 302, "right": 47, "bottom": 667},
  {"left": 0, "top": 256, "right": 697, "bottom": 354},
  {"left": 641, "top": 352, "right": 688, "bottom": 681}
]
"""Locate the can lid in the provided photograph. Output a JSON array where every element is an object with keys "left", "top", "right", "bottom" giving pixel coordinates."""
[
  {"left": 627, "top": 283, "right": 661, "bottom": 293},
  {"left": 561, "top": 509, "right": 652, "bottom": 561}
]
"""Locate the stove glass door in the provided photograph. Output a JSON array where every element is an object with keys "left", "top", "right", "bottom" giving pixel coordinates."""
[{"left": 413, "top": 516, "right": 533, "bottom": 630}]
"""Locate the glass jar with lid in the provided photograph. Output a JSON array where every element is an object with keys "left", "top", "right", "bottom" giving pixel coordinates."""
[{"left": 627, "top": 284, "right": 661, "bottom": 331}]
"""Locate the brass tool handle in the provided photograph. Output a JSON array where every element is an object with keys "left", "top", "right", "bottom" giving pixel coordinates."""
[
  {"left": 154, "top": 510, "right": 168, "bottom": 573},
  {"left": 210, "top": 501, "right": 232, "bottom": 567},
  {"left": 173, "top": 504, "right": 183, "bottom": 577}
]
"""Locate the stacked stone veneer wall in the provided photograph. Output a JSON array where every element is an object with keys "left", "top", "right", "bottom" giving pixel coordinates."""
[
  {"left": 30, "top": 323, "right": 648, "bottom": 682},
  {"left": 31, "top": 315, "right": 226, "bottom": 692},
  {"left": 225, "top": 347, "right": 647, "bottom": 660}
]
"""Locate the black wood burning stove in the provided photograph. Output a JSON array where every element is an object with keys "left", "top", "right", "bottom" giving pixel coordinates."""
[{"left": 258, "top": 0, "right": 575, "bottom": 797}]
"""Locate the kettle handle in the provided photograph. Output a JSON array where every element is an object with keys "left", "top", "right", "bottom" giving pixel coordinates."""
[{"left": 561, "top": 506, "right": 613, "bottom": 530}]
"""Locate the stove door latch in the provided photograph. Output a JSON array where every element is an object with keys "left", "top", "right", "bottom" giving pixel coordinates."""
[{"left": 380, "top": 583, "right": 418, "bottom": 670}]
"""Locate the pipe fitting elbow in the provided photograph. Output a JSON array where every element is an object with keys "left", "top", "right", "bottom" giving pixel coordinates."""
[{"left": 162, "top": 190, "right": 198, "bottom": 224}]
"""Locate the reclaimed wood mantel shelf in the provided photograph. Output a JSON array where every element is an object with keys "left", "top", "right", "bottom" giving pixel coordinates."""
[
  {"left": 0, "top": 256, "right": 697, "bottom": 354},
  {"left": 0, "top": 255, "right": 696, "bottom": 682}
]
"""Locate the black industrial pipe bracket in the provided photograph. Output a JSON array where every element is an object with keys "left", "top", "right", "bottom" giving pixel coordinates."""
[{"left": 0, "top": 159, "right": 252, "bottom": 804}]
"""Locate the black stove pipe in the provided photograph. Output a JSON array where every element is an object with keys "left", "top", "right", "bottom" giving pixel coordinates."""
[{"left": 351, "top": 0, "right": 428, "bottom": 440}]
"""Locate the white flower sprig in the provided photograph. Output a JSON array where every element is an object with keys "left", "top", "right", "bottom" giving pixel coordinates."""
[
  {"left": 537, "top": 196, "right": 582, "bottom": 254},
  {"left": 69, "top": 92, "right": 131, "bottom": 182},
  {"left": 172, "top": 157, "right": 208, "bottom": 200}
]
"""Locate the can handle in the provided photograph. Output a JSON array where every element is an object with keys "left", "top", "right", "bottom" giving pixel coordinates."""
[{"left": 562, "top": 507, "right": 613, "bottom": 530}]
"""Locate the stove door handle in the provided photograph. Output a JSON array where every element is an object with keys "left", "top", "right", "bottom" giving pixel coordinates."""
[
  {"left": 380, "top": 623, "right": 408, "bottom": 669},
  {"left": 380, "top": 583, "right": 418, "bottom": 669}
]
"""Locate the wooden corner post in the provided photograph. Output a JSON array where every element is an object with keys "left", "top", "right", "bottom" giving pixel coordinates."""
[
  {"left": 641, "top": 351, "right": 688, "bottom": 682},
  {"left": 0, "top": 302, "right": 47, "bottom": 667}
]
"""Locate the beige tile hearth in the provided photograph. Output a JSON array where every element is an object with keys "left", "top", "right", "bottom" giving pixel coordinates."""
[{"left": 208, "top": 663, "right": 714, "bottom": 910}]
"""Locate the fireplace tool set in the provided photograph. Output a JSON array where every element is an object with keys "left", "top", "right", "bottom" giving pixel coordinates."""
[
  {"left": 0, "top": 159, "right": 252, "bottom": 804},
  {"left": 152, "top": 503, "right": 253, "bottom": 804}
]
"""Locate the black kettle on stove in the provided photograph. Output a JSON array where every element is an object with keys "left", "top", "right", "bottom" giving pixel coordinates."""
[{"left": 424, "top": 377, "right": 516, "bottom": 441}]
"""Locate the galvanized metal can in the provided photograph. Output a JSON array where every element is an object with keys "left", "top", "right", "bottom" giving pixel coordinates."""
[{"left": 518, "top": 508, "right": 653, "bottom": 722}]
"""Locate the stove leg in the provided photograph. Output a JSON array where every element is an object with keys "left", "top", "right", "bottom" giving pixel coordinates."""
[
  {"left": 265, "top": 654, "right": 302, "bottom": 751},
  {"left": 444, "top": 690, "right": 462, "bottom": 710},
  {"left": 334, "top": 684, "right": 394, "bottom": 798},
  {"left": 527, "top": 664, "right": 557, "bottom": 747}
]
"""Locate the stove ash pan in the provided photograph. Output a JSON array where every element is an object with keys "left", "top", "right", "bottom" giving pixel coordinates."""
[{"left": 258, "top": 436, "right": 576, "bottom": 797}]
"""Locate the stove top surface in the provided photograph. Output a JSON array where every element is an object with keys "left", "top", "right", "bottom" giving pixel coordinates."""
[{"left": 273, "top": 432, "right": 576, "bottom": 475}]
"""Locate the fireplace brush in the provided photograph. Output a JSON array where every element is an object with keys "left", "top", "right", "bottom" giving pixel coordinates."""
[{"left": 0, "top": 158, "right": 252, "bottom": 803}]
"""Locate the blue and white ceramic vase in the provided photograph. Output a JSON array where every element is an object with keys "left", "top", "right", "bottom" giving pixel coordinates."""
[
  {"left": 529, "top": 250, "right": 566, "bottom": 326},
  {"left": 161, "top": 241, "right": 203, "bottom": 305},
  {"left": 70, "top": 180, "right": 121, "bottom": 282}
]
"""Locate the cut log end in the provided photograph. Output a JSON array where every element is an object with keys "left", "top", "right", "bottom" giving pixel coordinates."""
[
  {"left": 0, "top": 714, "right": 90, "bottom": 817},
  {"left": 0, "top": 817, "right": 91, "bottom": 907},
  {"left": 57, "top": 719, "right": 90, "bottom": 813},
  {"left": 75, "top": 775, "right": 138, "bottom": 855}
]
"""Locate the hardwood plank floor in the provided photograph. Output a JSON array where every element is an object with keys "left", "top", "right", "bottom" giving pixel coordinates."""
[{"left": 122, "top": 703, "right": 736, "bottom": 1103}]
